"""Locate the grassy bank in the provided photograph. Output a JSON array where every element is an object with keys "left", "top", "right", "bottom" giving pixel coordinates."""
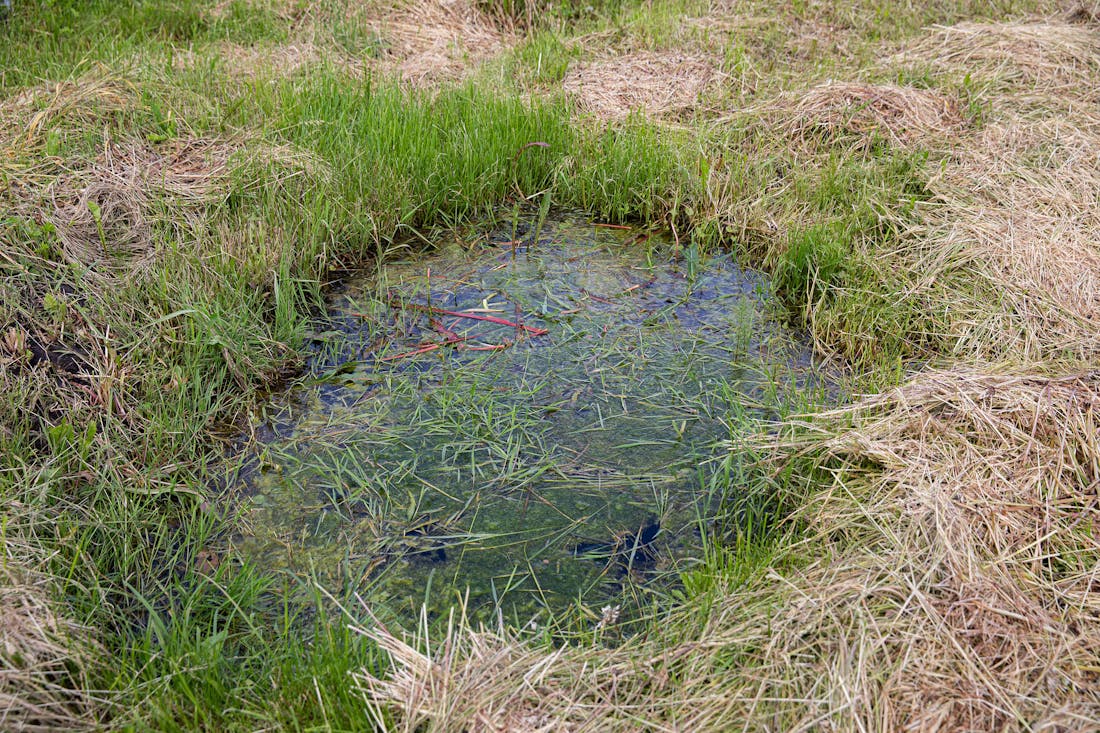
[{"left": 3, "top": 0, "right": 1099, "bottom": 729}]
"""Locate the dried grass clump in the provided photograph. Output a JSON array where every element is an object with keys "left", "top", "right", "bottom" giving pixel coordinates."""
[
  {"left": 0, "top": 75, "right": 135, "bottom": 153},
  {"left": 775, "top": 81, "right": 965, "bottom": 148},
  {"left": 562, "top": 52, "right": 724, "bottom": 121},
  {"left": 369, "top": 0, "right": 511, "bottom": 85},
  {"left": 43, "top": 139, "right": 235, "bottom": 277},
  {"left": 911, "top": 116, "right": 1100, "bottom": 361},
  {"left": 354, "top": 612, "right": 562, "bottom": 732},
  {"left": 896, "top": 22, "right": 1100, "bottom": 96},
  {"left": 0, "top": 560, "right": 101, "bottom": 731},
  {"left": 769, "top": 370, "right": 1100, "bottom": 729},
  {"left": 0, "top": 75, "right": 136, "bottom": 184},
  {"left": 171, "top": 38, "right": 370, "bottom": 79},
  {"left": 356, "top": 370, "right": 1100, "bottom": 731},
  {"left": 1065, "top": 1, "right": 1100, "bottom": 24}
]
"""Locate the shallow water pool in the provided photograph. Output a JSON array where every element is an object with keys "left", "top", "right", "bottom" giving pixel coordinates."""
[{"left": 228, "top": 213, "right": 828, "bottom": 627}]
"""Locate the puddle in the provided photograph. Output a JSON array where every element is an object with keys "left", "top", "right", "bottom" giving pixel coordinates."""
[{"left": 228, "top": 212, "right": 830, "bottom": 626}]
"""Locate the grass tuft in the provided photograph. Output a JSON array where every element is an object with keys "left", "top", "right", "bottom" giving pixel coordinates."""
[{"left": 764, "top": 80, "right": 966, "bottom": 150}]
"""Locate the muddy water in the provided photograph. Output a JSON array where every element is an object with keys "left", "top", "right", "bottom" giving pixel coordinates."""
[{"left": 230, "top": 213, "right": 826, "bottom": 626}]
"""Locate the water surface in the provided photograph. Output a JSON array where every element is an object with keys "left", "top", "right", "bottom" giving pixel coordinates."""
[{"left": 230, "top": 213, "right": 826, "bottom": 626}]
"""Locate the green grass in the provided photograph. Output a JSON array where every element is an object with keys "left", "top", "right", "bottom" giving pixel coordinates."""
[{"left": 0, "top": 0, "right": 286, "bottom": 91}]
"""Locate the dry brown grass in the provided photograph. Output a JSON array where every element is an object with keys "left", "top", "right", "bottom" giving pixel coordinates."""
[
  {"left": 748, "top": 20, "right": 1100, "bottom": 364},
  {"left": 895, "top": 21, "right": 1100, "bottom": 99},
  {"left": 865, "top": 20, "right": 1100, "bottom": 363},
  {"left": 172, "top": 40, "right": 345, "bottom": 78},
  {"left": 909, "top": 116, "right": 1100, "bottom": 362},
  {"left": 760, "top": 370, "right": 1100, "bottom": 730},
  {"left": 763, "top": 81, "right": 965, "bottom": 149},
  {"left": 0, "top": 75, "right": 136, "bottom": 150},
  {"left": 367, "top": 0, "right": 512, "bottom": 84},
  {"left": 561, "top": 51, "right": 725, "bottom": 121},
  {"left": 1, "top": 129, "right": 327, "bottom": 424},
  {"left": 0, "top": 542, "right": 101, "bottom": 731},
  {"left": 356, "top": 369, "right": 1100, "bottom": 731},
  {"left": 41, "top": 139, "right": 235, "bottom": 278},
  {"left": 1065, "top": 1, "right": 1100, "bottom": 24},
  {"left": 169, "top": 0, "right": 510, "bottom": 84},
  {"left": 0, "top": 74, "right": 138, "bottom": 185},
  {"left": 693, "top": 6, "right": 861, "bottom": 71}
]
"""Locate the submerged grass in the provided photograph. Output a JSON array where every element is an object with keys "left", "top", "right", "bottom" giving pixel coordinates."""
[
  {"left": 3, "top": 0, "right": 1097, "bottom": 729},
  {"left": 231, "top": 214, "right": 821, "bottom": 634}
]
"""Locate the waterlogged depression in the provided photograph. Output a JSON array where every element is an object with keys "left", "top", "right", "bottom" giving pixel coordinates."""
[{"left": 230, "top": 213, "right": 829, "bottom": 625}]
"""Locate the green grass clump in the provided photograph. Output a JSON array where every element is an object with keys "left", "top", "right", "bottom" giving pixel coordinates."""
[
  {"left": 259, "top": 77, "right": 574, "bottom": 243},
  {"left": 766, "top": 149, "right": 936, "bottom": 364},
  {"left": 0, "top": 0, "right": 285, "bottom": 91}
]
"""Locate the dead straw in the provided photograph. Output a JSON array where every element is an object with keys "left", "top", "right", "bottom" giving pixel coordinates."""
[
  {"left": 369, "top": 0, "right": 512, "bottom": 85},
  {"left": 768, "top": 81, "right": 965, "bottom": 149},
  {"left": 44, "top": 139, "right": 235, "bottom": 278},
  {"left": 0, "top": 540, "right": 102, "bottom": 732},
  {"left": 562, "top": 52, "right": 725, "bottom": 121}
]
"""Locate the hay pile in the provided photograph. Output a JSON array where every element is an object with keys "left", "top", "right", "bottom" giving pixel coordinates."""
[
  {"left": 562, "top": 52, "right": 724, "bottom": 120},
  {"left": 760, "top": 370, "right": 1100, "bottom": 729},
  {"left": 895, "top": 22, "right": 1100, "bottom": 99},
  {"left": 369, "top": 0, "right": 510, "bottom": 84},
  {"left": 0, "top": 557, "right": 101, "bottom": 731},
  {"left": 42, "top": 139, "right": 233, "bottom": 277},
  {"left": 884, "top": 21, "right": 1100, "bottom": 363},
  {"left": 769, "top": 21, "right": 1100, "bottom": 363},
  {"left": 915, "top": 117, "right": 1100, "bottom": 362},
  {"left": 772, "top": 81, "right": 964, "bottom": 148},
  {"left": 2, "top": 75, "right": 236, "bottom": 279},
  {"left": 1, "top": 138, "right": 238, "bottom": 429}
]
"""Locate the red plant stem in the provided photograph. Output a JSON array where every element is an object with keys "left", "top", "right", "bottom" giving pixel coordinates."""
[
  {"left": 593, "top": 223, "right": 631, "bottom": 230},
  {"left": 380, "top": 335, "right": 518, "bottom": 361},
  {"left": 379, "top": 342, "right": 444, "bottom": 361},
  {"left": 580, "top": 289, "right": 614, "bottom": 305},
  {"left": 430, "top": 318, "right": 462, "bottom": 341},
  {"left": 388, "top": 300, "right": 549, "bottom": 336}
]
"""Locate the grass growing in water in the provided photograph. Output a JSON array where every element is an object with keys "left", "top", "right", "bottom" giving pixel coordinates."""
[{"left": 230, "top": 212, "right": 832, "bottom": 633}]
